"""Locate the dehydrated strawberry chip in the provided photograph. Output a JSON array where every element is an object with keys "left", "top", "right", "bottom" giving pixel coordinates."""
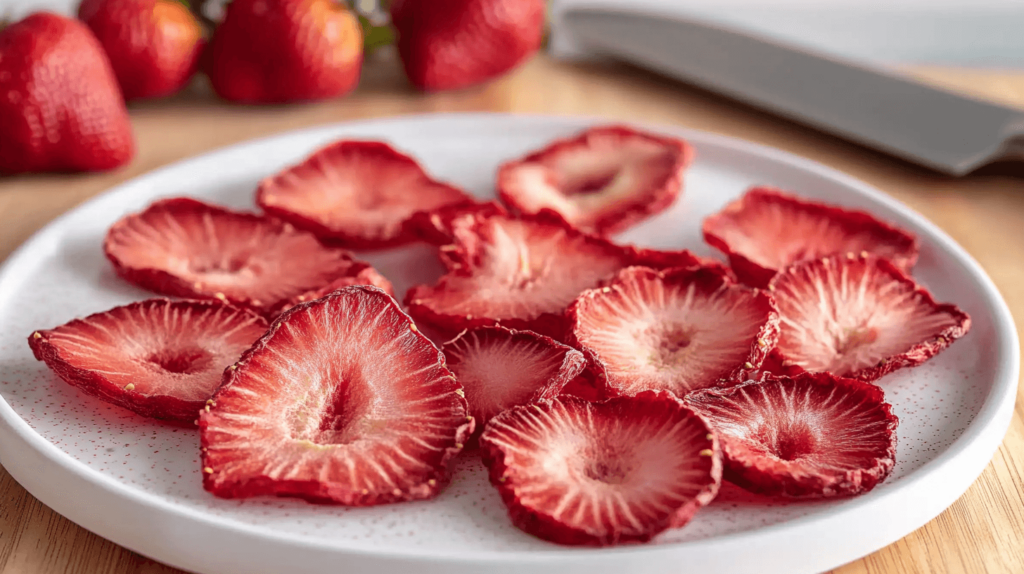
[
  {"left": 272, "top": 262, "right": 395, "bottom": 315},
  {"left": 404, "top": 209, "right": 726, "bottom": 340},
  {"left": 769, "top": 253, "right": 970, "bottom": 381},
  {"left": 480, "top": 391, "right": 721, "bottom": 546},
  {"left": 569, "top": 266, "right": 779, "bottom": 398},
  {"left": 256, "top": 140, "right": 474, "bottom": 250},
  {"left": 200, "top": 286, "right": 473, "bottom": 505},
  {"left": 442, "top": 326, "right": 585, "bottom": 440},
  {"left": 104, "top": 197, "right": 388, "bottom": 317},
  {"left": 497, "top": 125, "right": 693, "bottom": 235},
  {"left": 28, "top": 298, "right": 268, "bottom": 424},
  {"left": 686, "top": 373, "right": 898, "bottom": 498},
  {"left": 703, "top": 187, "right": 919, "bottom": 287}
]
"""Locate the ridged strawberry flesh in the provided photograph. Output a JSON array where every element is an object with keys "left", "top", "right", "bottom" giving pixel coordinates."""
[
  {"left": 498, "top": 125, "right": 692, "bottom": 235},
  {"left": 569, "top": 266, "right": 779, "bottom": 397},
  {"left": 480, "top": 391, "right": 722, "bottom": 546},
  {"left": 404, "top": 208, "right": 725, "bottom": 339},
  {"left": 769, "top": 254, "right": 970, "bottom": 381},
  {"left": 273, "top": 263, "right": 395, "bottom": 315},
  {"left": 257, "top": 140, "right": 473, "bottom": 249},
  {"left": 703, "top": 187, "right": 919, "bottom": 287},
  {"left": 686, "top": 373, "right": 898, "bottom": 498},
  {"left": 442, "top": 326, "right": 585, "bottom": 440},
  {"left": 200, "top": 286, "right": 473, "bottom": 505},
  {"left": 104, "top": 197, "right": 388, "bottom": 317},
  {"left": 28, "top": 298, "right": 267, "bottom": 424}
]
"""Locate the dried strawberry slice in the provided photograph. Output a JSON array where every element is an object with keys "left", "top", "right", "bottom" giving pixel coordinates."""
[
  {"left": 28, "top": 299, "right": 267, "bottom": 424},
  {"left": 568, "top": 266, "right": 779, "bottom": 397},
  {"left": 104, "top": 197, "right": 386, "bottom": 317},
  {"left": 686, "top": 373, "right": 898, "bottom": 498},
  {"left": 442, "top": 326, "right": 585, "bottom": 440},
  {"left": 404, "top": 209, "right": 724, "bottom": 340},
  {"left": 256, "top": 140, "right": 473, "bottom": 249},
  {"left": 200, "top": 286, "right": 473, "bottom": 505},
  {"left": 497, "top": 125, "right": 692, "bottom": 235},
  {"left": 703, "top": 187, "right": 919, "bottom": 287},
  {"left": 769, "top": 253, "right": 970, "bottom": 381},
  {"left": 480, "top": 391, "right": 721, "bottom": 546},
  {"left": 272, "top": 262, "right": 395, "bottom": 315}
]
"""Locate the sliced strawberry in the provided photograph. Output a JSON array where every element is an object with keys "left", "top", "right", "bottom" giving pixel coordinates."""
[
  {"left": 568, "top": 266, "right": 778, "bottom": 398},
  {"left": 28, "top": 299, "right": 267, "bottom": 424},
  {"left": 703, "top": 187, "right": 919, "bottom": 287},
  {"left": 498, "top": 125, "right": 692, "bottom": 235},
  {"left": 272, "top": 262, "right": 395, "bottom": 315},
  {"left": 404, "top": 201, "right": 509, "bottom": 246},
  {"left": 480, "top": 391, "right": 721, "bottom": 546},
  {"left": 769, "top": 253, "right": 970, "bottom": 381},
  {"left": 104, "top": 197, "right": 386, "bottom": 317},
  {"left": 442, "top": 326, "right": 585, "bottom": 440},
  {"left": 404, "top": 209, "right": 725, "bottom": 340},
  {"left": 256, "top": 140, "right": 474, "bottom": 250},
  {"left": 685, "top": 373, "right": 898, "bottom": 498},
  {"left": 200, "top": 286, "right": 473, "bottom": 505}
]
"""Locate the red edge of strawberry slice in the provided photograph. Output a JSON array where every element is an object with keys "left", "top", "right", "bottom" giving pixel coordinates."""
[
  {"left": 767, "top": 253, "right": 970, "bottom": 382},
  {"left": 441, "top": 325, "right": 586, "bottom": 443},
  {"left": 568, "top": 265, "right": 779, "bottom": 399},
  {"left": 685, "top": 373, "right": 898, "bottom": 498},
  {"left": 404, "top": 205, "right": 732, "bottom": 341},
  {"left": 703, "top": 187, "right": 920, "bottom": 287},
  {"left": 480, "top": 391, "right": 722, "bottom": 546},
  {"left": 497, "top": 125, "right": 694, "bottom": 235},
  {"left": 256, "top": 140, "right": 475, "bottom": 250},
  {"left": 199, "top": 286, "right": 473, "bottom": 505},
  {"left": 28, "top": 298, "right": 268, "bottom": 425}
]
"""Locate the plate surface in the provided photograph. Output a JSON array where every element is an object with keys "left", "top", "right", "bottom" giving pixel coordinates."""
[{"left": 0, "top": 114, "right": 1017, "bottom": 574}]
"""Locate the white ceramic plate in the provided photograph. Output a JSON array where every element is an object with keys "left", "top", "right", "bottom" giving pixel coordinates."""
[{"left": 0, "top": 114, "right": 1016, "bottom": 574}]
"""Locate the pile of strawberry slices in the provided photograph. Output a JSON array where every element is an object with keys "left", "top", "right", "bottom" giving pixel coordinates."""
[{"left": 28, "top": 125, "right": 970, "bottom": 547}]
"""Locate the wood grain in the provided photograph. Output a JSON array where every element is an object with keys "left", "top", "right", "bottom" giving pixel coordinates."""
[{"left": 1, "top": 54, "right": 1022, "bottom": 574}]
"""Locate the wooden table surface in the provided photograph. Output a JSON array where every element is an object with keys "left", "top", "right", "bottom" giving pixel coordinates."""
[{"left": 0, "top": 54, "right": 1022, "bottom": 574}]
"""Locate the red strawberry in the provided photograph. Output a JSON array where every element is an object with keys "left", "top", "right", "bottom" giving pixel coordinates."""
[
  {"left": 404, "top": 200, "right": 509, "bottom": 246},
  {"left": 257, "top": 140, "right": 473, "bottom": 250},
  {"left": 768, "top": 253, "right": 970, "bottom": 381},
  {"left": 0, "top": 12, "right": 134, "bottom": 174},
  {"left": 28, "top": 299, "right": 267, "bottom": 424},
  {"left": 442, "top": 326, "right": 586, "bottom": 441},
  {"left": 480, "top": 391, "right": 722, "bottom": 546},
  {"left": 404, "top": 208, "right": 725, "bottom": 340},
  {"left": 204, "top": 0, "right": 362, "bottom": 103},
  {"left": 278, "top": 263, "right": 395, "bottom": 314},
  {"left": 78, "top": 0, "right": 203, "bottom": 100},
  {"left": 686, "top": 373, "right": 898, "bottom": 498},
  {"left": 200, "top": 286, "right": 473, "bottom": 505},
  {"left": 703, "top": 187, "right": 919, "bottom": 287},
  {"left": 569, "top": 266, "right": 779, "bottom": 398},
  {"left": 498, "top": 126, "right": 693, "bottom": 235},
  {"left": 391, "top": 0, "right": 545, "bottom": 92},
  {"left": 104, "top": 197, "right": 389, "bottom": 317}
]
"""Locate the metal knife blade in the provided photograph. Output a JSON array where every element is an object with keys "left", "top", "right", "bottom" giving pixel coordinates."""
[{"left": 563, "top": 7, "right": 1024, "bottom": 175}]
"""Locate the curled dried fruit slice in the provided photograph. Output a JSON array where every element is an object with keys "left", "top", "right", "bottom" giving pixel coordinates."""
[
  {"left": 770, "top": 253, "right": 970, "bottom": 381},
  {"left": 405, "top": 209, "right": 723, "bottom": 339},
  {"left": 28, "top": 299, "right": 267, "bottom": 424},
  {"left": 257, "top": 140, "right": 473, "bottom": 249},
  {"left": 200, "top": 286, "right": 472, "bottom": 505},
  {"left": 703, "top": 187, "right": 919, "bottom": 287},
  {"left": 686, "top": 373, "right": 898, "bottom": 498},
  {"left": 480, "top": 392, "right": 721, "bottom": 546},
  {"left": 272, "top": 263, "right": 395, "bottom": 315},
  {"left": 442, "top": 326, "right": 585, "bottom": 440},
  {"left": 104, "top": 197, "right": 384, "bottom": 317},
  {"left": 569, "top": 266, "right": 779, "bottom": 397},
  {"left": 497, "top": 125, "right": 692, "bottom": 235}
]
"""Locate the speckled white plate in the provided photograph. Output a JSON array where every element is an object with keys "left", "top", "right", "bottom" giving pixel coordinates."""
[{"left": 0, "top": 114, "right": 1017, "bottom": 574}]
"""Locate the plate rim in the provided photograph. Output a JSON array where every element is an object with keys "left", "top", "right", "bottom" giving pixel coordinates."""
[{"left": 0, "top": 112, "right": 1017, "bottom": 572}]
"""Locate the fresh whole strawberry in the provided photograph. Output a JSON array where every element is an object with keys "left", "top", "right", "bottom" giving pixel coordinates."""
[
  {"left": 391, "top": 0, "right": 545, "bottom": 92},
  {"left": 0, "top": 12, "right": 134, "bottom": 174},
  {"left": 78, "top": 0, "right": 204, "bottom": 101},
  {"left": 204, "top": 0, "right": 363, "bottom": 104}
]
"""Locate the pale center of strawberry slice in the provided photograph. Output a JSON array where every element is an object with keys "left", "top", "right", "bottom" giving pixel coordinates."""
[{"left": 753, "top": 420, "right": 819, "bottom": 462}]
